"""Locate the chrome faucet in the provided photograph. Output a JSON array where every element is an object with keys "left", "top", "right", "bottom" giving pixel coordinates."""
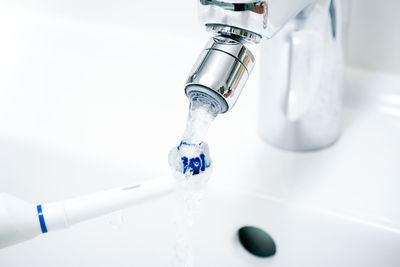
[{"left": 185, "top": 0, "right": 349, "bottom": 151}]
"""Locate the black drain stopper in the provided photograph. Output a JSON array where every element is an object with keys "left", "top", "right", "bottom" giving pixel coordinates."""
[{"left": 238, "top": 226, "right": 276, "bottom": 257}]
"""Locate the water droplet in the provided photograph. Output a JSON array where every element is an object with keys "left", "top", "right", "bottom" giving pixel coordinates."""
[{"left": 108, "top": 210, "right": 124, "bottom": 229}]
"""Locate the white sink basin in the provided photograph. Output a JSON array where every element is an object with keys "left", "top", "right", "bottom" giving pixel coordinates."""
[{"left": 0, "top": 4, "right": 399, "bottom": 267}]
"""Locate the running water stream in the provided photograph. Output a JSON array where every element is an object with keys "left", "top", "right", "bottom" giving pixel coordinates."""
[{"left": 168, "top": 91, "right": 222, "bottom": 267}]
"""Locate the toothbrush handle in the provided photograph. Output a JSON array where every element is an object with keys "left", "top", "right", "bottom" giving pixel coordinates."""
[
  {"left": 0, "top": 177, "right": 174, "bottom": 249},
  {"left": 41, "top": 177, "right": 174, "bottom": 231},
  {"left": 0, "top": 193, "right": 42, "bottom": 249}
]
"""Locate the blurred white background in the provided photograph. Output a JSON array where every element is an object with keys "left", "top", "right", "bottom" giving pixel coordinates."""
[
  {"left": 349, "top": 0, "right": 400, "bottom": 75},
  {"left": 1, "top": 0, "right": 399, "bottom": 75}
]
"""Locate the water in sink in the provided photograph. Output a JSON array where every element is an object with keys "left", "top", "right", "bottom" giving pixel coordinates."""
[{"left": 168, "top": 91, "right": 222, "bottom": 267}]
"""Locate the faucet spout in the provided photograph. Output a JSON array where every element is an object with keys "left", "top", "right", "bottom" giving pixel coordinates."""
[
  {"left": 185, "top": 35, "right": 255, "bottom": 113},
  {"left": 198, "top": 0, "right": 315, "bottom": 40},
  {"left": 187, "top": 0, "right": 348, "bottom": 151}
]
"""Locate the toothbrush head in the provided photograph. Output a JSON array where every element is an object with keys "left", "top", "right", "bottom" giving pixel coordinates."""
[
  {"left": 168, "top": 142, "right": 212, "bottom": 190},
  {"left": 169, "top": 142, "right": 211, "bottom": 177}
]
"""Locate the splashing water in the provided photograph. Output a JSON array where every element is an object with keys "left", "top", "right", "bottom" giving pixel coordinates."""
[
  {"left": 108, "top": 210, "right": 124, "bottom": 229},
  {"left": 168, "top": 91, "right": 222, "bottom": 267},
  {"left": 168, "top": 91, "right": 222, "bottom": 187}
]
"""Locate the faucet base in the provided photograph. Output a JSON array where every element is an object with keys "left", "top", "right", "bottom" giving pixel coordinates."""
[{"left": 258, "top": 0, "right": 348, "bottom": 151}]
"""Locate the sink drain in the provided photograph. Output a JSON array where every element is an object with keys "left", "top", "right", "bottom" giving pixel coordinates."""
[{"left": 238, "top": 226, "right": 276, "bottom": 257}]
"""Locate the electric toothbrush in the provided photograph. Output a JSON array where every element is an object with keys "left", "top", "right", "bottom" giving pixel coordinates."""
[{"left": 0, "top": 177, "right": 174, "bottom": 249}]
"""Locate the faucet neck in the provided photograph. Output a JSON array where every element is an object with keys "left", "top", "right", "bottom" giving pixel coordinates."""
[{"left": 185, "top": 35, "right": 255, "bottom": 113}]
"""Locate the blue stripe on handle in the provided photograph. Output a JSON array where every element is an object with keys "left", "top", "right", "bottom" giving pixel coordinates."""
[{"left": 36, "top": 204, "right": 48, "bottom": 233}]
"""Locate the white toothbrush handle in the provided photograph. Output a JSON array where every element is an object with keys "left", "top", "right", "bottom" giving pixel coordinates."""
[
  {"left": 0, "top": 193, "right": 42, "bottom": 249},
  {"left": 0, "top": 177, "right": 174, "bottom": 249},
  {"left": 42, "top": 177, "right": 174, "bottom": 231}
]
